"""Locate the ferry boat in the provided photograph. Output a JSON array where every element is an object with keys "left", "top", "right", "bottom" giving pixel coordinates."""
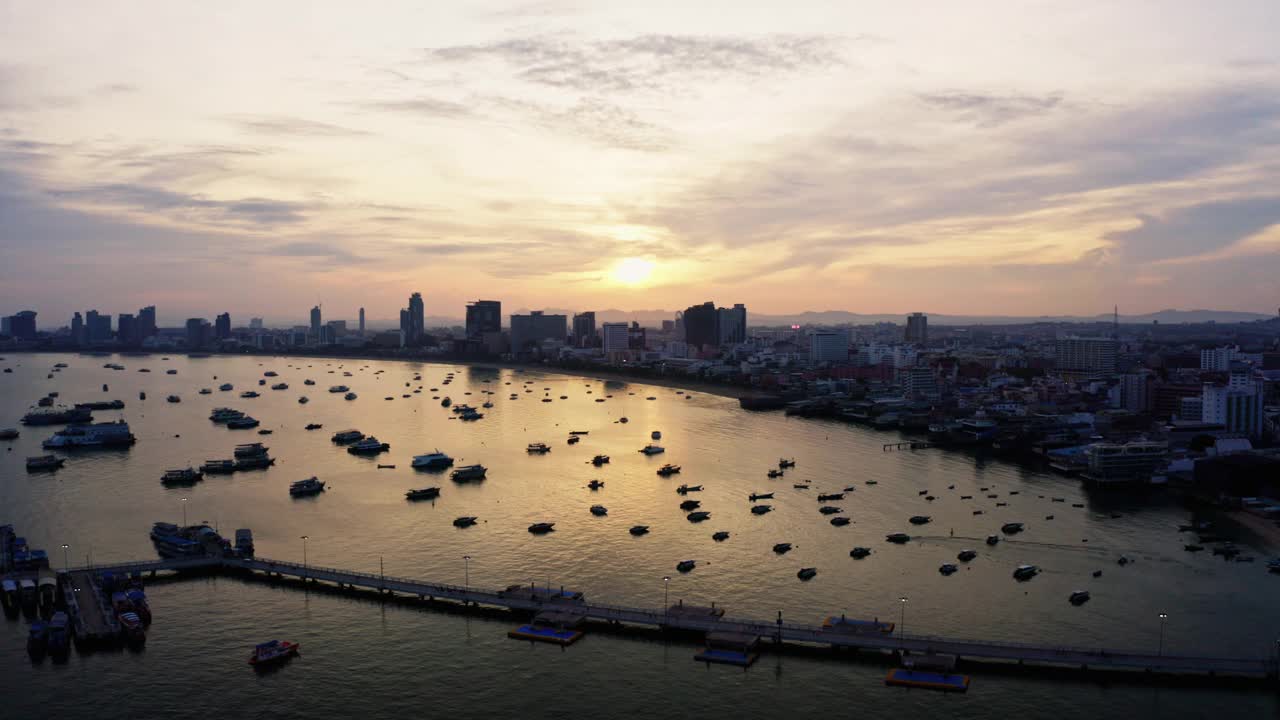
[
  {"left": 591, "top": 455, "right": 610, "bottom": 466},
  {"left": 331, "top": 429, "right": 364, "bottom": 444},
  {"left": 235, "top": 529, "right": 255, "bottom": 556},
  {"left": 21, "top": 406, "right": 92, "bottom": 426},
  {"left": 528, "top": 522, "right": 555, "bottom": 534},
  {"left": 526, "top": 443, "right": 551, "bottom": 454},
  {"left": 347, "top": 437, "right": 390, "bottom": 455},
  {"left": 328, "top": 385, "right": 349, "bottom": 393},
  {"left": 412, "top": 451, "right": 455, "bottom": 470},
  {"left": 639, "top": 444, "right": 665, "bottom": 455},
  {"left": 686, "top": 511, "right": 712, "bottom": 522},
  {"left": 161, "top": 467, "right": 204, "bottom": 485},
  {"left": 26, "top": 455, "right": 65, "bottom": 471},
  {"left": 406, "top": 487, "right": 441, "bottom": 500},
  {"left": 234, "top": 443, "right": 269, "bottom": 459},
  {"left": 248, "top": 639, "right": 299, "bottom": 667},
  {"left": 43, "top": 420, "right": 136, "bottom": 448},
  {"left": 209, "top": 408, "right": 244, "bottom": 423},
  {"left": 453, "top": 516, "right": 478, "bottom": 528},
  {"left": 590, "top": 505, "right": 608, "bottom": 516},
  {"left": 656, "top": 464, "right": 681, "bottom": 476},
  {"left": 289, "top": 477, "right": 326, "bottom": 497},
  {"left": 450, "top": 464, "right": 486, "bottom": 480},
  {"left": 201, "top": 459, "right": 236, "bottom": 474},
  {"left": 630, "top": 525, "right": 649, "bottom": 536}
]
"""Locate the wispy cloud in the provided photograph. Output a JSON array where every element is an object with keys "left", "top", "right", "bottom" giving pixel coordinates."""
[
  {"left": 918, "top": 91, "right": 1064, "bottom": 127},
  {"left": 356, "top": 97, "right": 474, "bottom": 119},
  {"left": 49, "top": 183, "right": 310, "bottom": 227},
  {"left": 230, "top": 115, "right": 370, "bottom": 137}
]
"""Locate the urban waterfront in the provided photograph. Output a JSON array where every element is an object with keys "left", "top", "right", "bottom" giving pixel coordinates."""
[{"left": 1, "top": 353, "right": 1278, "bottom": 717}]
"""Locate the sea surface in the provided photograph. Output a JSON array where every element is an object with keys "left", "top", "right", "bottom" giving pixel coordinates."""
[{"left": 1, "top": 352, "right": 1277, "bottom": 719}]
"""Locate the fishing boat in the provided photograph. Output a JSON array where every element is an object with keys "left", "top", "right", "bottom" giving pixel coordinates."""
[
  {"left": 1001, "top": 522, "right": 1025, "bottom": 534},
  {"left": 820, "top": 506, "right": 843, "bottom": 515},
  {"left": 25, "top": 455, "right": 64, "bottom": 472},
  {"left": 209, "top": 408, "right": 244, "bottom": 423},
  {"left": 885, "top": 533, "right": 911, "bottom": 544},
  {"left": 567, "top": 435, "right": 580, "bottom": 445},
  {"left": 587, "top": 479, "right": 605, "bottom": 490},
  {"left": 1069, "top": 590, "right": 1091, "bottom": 605},
  {"left": 957, "top": 549, "right": 978, "bottom": 562},
  {"left": 166, "top": 395, "right": 181, "bottom": 403},
  {"left": 289, "top": 477, "right": 325, "bottom": 497},
  {"left": 406, "top": 487, "right": 441, "bottom": 501},
  {"left": 201, "top": 459, "right": 236, "bottom": 474},
  {"left": 528, "top": 522, "right": 556, "bottom": 534},
  {"left": 686, "top": 511, "right": 711, "bottom": 522},
  {"left": 331, "top": 429, "right": 364, "bottom": 444},
  {"left": 305, "top": 423, "right": 323, "bottom": 430},
  {"left": 118, "top": 611, "right": 146, "bottom": 646},
  {"left": 226, "top": 416, "right": 260, "bottom": 429},
  {"left": 591, "top": 455, "right": 610, "bottom": 466},
  {"left": 46, "top": 612, "right": 70, "bottom": 659},
  {"left": 679, "top": 499, "right": 701, "bottom": 510},
  {"left": 909, "top": 515, "right": 932, "bottom": 525},
  {"left": 750, "top": 504, "right": 773, "bottom": 515},
  {"left": 651, "top": 430, "right": 661, "bottom": 439},
  {"left": 850, "top": 547, "right": 872, "bottom": 558},
  {"left": 328, "top": 385, "right": 349, "bottom": 393},
  {"left": 235, "top": 529, "right": 255, "bottom": 556},
  {"left": 161, "top": 467, "right": 204, "bottom": 485},
  {"left": 656, "top": 464, "right": 681, "bottom": 476},
  {"left": 778, "top": 458, "right": 796, "bottom": 469},
  {"left": 639, "top": 444, "right": 664, "bottom": 455},
  {"left": 773, "top": 543, "right": 793, "bottom": 554},
  {"left": 830, "top": 516, "right": 851, "bottom": 526},
  {"left": 248, "top": 639, "right": 300, "bottom": 667},
  {"left": 344, "top": 392, "right": 358, "bottom": 401},
  {"left": 453, "top": 516, "right": 478, "bottom": 528},
  {"left": 797, "top": 567, "right": 817, "bottom": 580},
  {"left": 449, "top": 464, "right": 485, "bottom": 480},
  {"left": 590, "top": 505, "right": 608, "bottom": 516},
  {"left": 298, "top": 396, "right": 309, "bottom": 404},
  {"left": 749, "top": 492, "right": 774, "bottom": 501},
  {"left": 986, "top": 534, "right": 1000, "bottom": 546},
  {"left": 1013, "top": 564, "right": 1039, "bottom": 581},
  {"left": 239, "top": 391, "right": 259, "bottom": 399},
  {"left": 676, "top": 560, "right": 696, "bottom": 573},
  {"left": 27, "top": 621, "right": 47, "bottom": 660},
  {"left": 939, "top": 563, "right": 958, "bottom": 575},
  {"left": 712, "top": 531, "right": 730, "bottom": 541},
  {"left": 347, "top": 437, "right": 390, "bottom": 455},
  {"left": 767, "top": 469, "right": 784, "bottom": 478},
  {"left": 234, "top": 443, "right": 269, "bottom": 458},
  {"left": 412, "top": 451, "right": 454, "bottom": 470},
  {"left": 526, "top": 443, "right": 551, "bottom": 454},
  {"left": 629, "top": 525, "right": 650, "bottom": 536},
  {"left": 675, "top": 484, "right": 702, "bottom": 494}
]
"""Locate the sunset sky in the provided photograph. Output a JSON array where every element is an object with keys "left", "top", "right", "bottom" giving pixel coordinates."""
[{"left": 2, "top": 1, "right": 1279, "bottom": 325}]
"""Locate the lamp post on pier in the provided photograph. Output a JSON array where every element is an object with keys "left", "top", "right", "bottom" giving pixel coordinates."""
[
  {"left": 663, "top": 576, "right": 671, "bottom": 624},
  {"left": 899, "top": 596, "right": 908, "bottom": 648},
  {"left": 181, "top": 497, "right": 188, "bottom": 526},
  {"left": 300, "top": 535, "right": 309, "bottom": 580},
  {"left": 463, "top": 555, "right": 471, "bottom": 590},
  {"left": 61, "top": 544, "right": 69, "bottom": 573},
  {"left": 1158, "top": 612, "right": 1168, "bottom": 657}
]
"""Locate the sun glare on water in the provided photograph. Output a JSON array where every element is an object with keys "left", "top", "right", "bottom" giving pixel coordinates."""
[{"left": 610, "top": 257, "right": 655, "bottom": 286}]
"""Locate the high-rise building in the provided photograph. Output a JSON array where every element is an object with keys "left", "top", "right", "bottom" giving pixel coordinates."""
[
  {"left": 1055, "top": 337, "right": 1118, "bottom": 378},
  {"left": 310, "top": 306, "right": 322, "bottom": 341},
  {"left": 358, "top": 308, "right": 365, "bottom": 336},
  {"left": 1119, "top": 373, "right": 1152, "bottom": 413},
  {"left": 185, "top": 318, "right": 209, "bottom": 349},
  {"left": 215, "top": 312, "right": 231, "bottom": 340},
  {"left": 399, "top": 308, "right": 411, "bottom": 344},
  {"left": 509, "top": 311, "right": 566, "bottom": 356},
  {"left": 1202, "top": 381, "right": 1264, "bottom": 438},
  {"left": 572, "top": 312, "right": 597, "bottom": 347},
  {"left": 905, "top": 312, "right": 928, "bottom": 344},
  {"left": 718, "top": 304, "right": 747, "bottom": 345},
  {"left": 117, "top": 313, "right": 137, "bottom": 345},
  {"left": 1200, "top": 346, "right": 1237, "bottom": 371},
  {"left": 465, "top": 300, "right": 502, "bottom": 339},
  {"left": 85, "top": 310, "right": 112, "bottom": 343},
  {"left": 137, "top": 306, "right": 157, "bottom": 339},
  {"left": 249, "top": 317, "right": 264, "bottom": 330},
  {"left": 902, "top": 366, "right": 939, "bottom": 399},
  {"left": 809, "top": 330, "right": 850, "bottom": 365},
  {"left": 407, "top": 292, "right": 425, "bottom": 345},
  {"left": 602, "top": 322, "right": 629, "bottom": 353},
  {"left": 5, "top": 310, "right": 37, "bottom": 340},
  {"left": 682, "top": 302, "right": 719, "bottom": 349},
  {"left": 70, "top": 312, "right": 84, "bottom": 345}
]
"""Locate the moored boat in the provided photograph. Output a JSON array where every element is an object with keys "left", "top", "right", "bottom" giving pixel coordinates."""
[
  {"left": 248, "top": 639, "right": 299, "bottom": 666},
  {"left": 289, "top": 477, "right": 325, "bottom": 497},
  {"left": 412, "top": 451, "right": 454, "bottom": 470},
  {"left": 406, "top": 487, "right": 441, "bottom": 500},
  {"left": 449, "top": 464, "right": 485, "bottom": 480}
]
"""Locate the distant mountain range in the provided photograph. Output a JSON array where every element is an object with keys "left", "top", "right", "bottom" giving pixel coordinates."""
[{"left": 496, "top": 308, "right": 1277, "bottom": 327}]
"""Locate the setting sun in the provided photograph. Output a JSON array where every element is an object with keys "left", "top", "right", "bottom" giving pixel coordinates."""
[{"left": 610, "top": 257, "right": 655, "bottom": 286}]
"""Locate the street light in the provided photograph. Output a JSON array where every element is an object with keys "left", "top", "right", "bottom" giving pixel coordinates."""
[
  {"left": 663, "top": 576, "right": 671, "bottom": 622},
  {"left": 61, "top": 544, "right": 69, "bottom": 573},
  {"left": 300, "top": 535, "right": 309, "bottom": 580},
  {"left": 181, "top": 497, "right": 188, "bottom": 526},
  {"left": 1158, "top": 612, "right": 1168, "bottom": 657},
  {"left": 463, "top": 555, "right": 472, "bottom": 590},
  {"left": 899, "top": 597, "right": 908, "bottom": 647}
]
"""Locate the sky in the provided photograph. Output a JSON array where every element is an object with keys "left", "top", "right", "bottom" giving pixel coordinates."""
[{"left": 2, "top": 1, "right": 1280, "bottom": 326}]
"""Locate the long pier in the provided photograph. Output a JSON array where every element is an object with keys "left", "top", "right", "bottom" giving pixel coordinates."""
[{"left": 70, "top": 555, "right": 1278, "bottom": 682}]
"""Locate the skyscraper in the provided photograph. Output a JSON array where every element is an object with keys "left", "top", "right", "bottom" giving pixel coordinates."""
[
  {"left": 137, "top": 306, "right": 157, "bottom": 339},
  {"left": 215, "top": 312, "right": 231, "bottom": 340},
  {"left": 358, "top": 307, "right": 365, "bottom": 336},
  {"left": 71, "top": 312, "right": 84, "bottom": 345},
  {"left": 310, "top": 306, "right": 322, "bottom": 340},
  {"left": 399, "top": 308, "right": 411, "bottom": 345},
  {"left": 717, "top": 304, "right": 747, "bottom": 345},
  {"left": 905, "top": 312, "right": 928, "bottom": 344},
  {"left": 572, "top": 312, "right": 597, "bottom": 347},
  {"left": 509, "top": 311, "right": 566, "bottom": 356},
  {"left": 1055, "top": 337, "right": 1118, "bottom": 379},
  {"left": 407, "top": 292, "right": 425, "bottom": 345},
  {"left": 185, "top": 318, "right": 209, "bottom": 349},
  {"left": 6, "top": 310, "right": 37, "bottom": 340},
  {"left": 117, "top": 313, "right": 137, "bottom": 344},
  {"left": 465, "top": 300, "right": 502, "bottom": 339},
  {"left": 682, "top": 302, "right": 719, "bottom": 349},
  {"left": 85, "top": 310, "right": 111, "bottom": 343},
  {"left": 602, "top": 322, "right": 628, "bottom": 353}
]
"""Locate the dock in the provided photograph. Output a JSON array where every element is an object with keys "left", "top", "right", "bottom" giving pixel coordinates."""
[
  {"left": 58, "top": 555, "right": 1279, "bottom": 683},
  {"left": 60, "top": 570, "right": 119, "bottom": 645},
  {"left": 882, "top": 441, "right": 934, "bottom": 452}
]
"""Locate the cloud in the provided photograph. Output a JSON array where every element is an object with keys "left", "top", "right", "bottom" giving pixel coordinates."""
[
  {"left": 231, "top": 115, "right": 370, "bottom": 137},
  {"left": 353, "top": 97, "right": 474, "bottom": 119},
  {"left": 49, "top": 183, "right": 309, "bottom": 227},
  {"left": 918, "top": 91, "right": 1064, "bottom": 127},
  {"left": 1106, "top": 196, "right": 1280, "bottom": 262},
  {"left": 423, "top": 33, "right": 846, "bottom": 94},
  {"left": 266, "top": 240, "right": 369, "bottom": 264}
]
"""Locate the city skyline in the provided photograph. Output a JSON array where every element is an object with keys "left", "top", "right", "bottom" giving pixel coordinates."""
[{"left": 4, "top": 2, "right": 1280, "bottom": 320}]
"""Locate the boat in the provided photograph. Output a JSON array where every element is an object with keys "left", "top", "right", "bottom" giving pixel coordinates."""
[
  {"left": 587, "top": 479, "right": 605, "bottom": 490},
  {"left": 797, "top": 567, "right": 817, "bottom": 580},
  {"left": 210, "top": 408, "right": 244, "bottom": 423},
  {"left": 957, "top": 550, "right": 978, "bottom": 561},
  {"left": 37, "top": 396, "right": 54, "bottom": 407},
  {"left": 226, "top": 416, "right": 260, "bottom": 429},
  {"left": 779, "top": 458, "right": 796, "bottom": 468},
  {"left": 817, "top": 493, "right": 844, "bottom": 501},
  {"left": 751, "top": 504, "right": 773, "bottom": 515},
  {"left": 412, "top": 452, "right": 455, "bottom": 470},
  {"left": 676, "top": 560, "right": 696, "bottom": 573},
  {"left": 526, "top": 443, "right": 551, "bottom": 454},
  {"left": 657, "top": 464, "right": 681, "bottom": 476},
  {"left": 651, "top": 430, "right": 661, "bottom": 439},
  {"left": 528, "top": 522, "right": 555, "bottom": 534},
  {"left": 75, "top": 400, "right": 125, "bottom": 411},
  {"left": 441, "top": 397, "right": 452, "bottom": 407},
  {"left": 305, "top": 423, "right": 323, "bottom": 430},
  {"left": 676, "top": 484, "right": 702, "bottom": 494},
  {"left": 619, "top": 417, "right": 628, "bottom": 423},
  {"left": 161, "top": 467, "right": 204, "bottom": 485},
  {"left": 347, "top": 437, "right": 390, "bottom": 455},
  {"left": 591, "top": 455, "right": 610, "bottom": 466},
  {"left": 27, "top": 621, "right": 47, "bottom": 660},
  {"left": 679, "top": 499, "right": 701, "bottom": 511},
  {"left": 450, "top": 464, "right": 486, "bottom": 480},
  {"left": 248, "top": 639, "right": 300, "bottom": 667},
  {"left": 239, "top": 391, "right": 259, "bottom": 398},
  {"left": 331, "top": 429, "right": 364, "bottom": 444},
  {"left": 712, "top": 531, "right": 730, "bottom": 541},
  {"left": 1069, "top": 590, "right": 1091, "bottom": 605},
  {"left": 234, "top": 443, "right": 269, "bottom": 458},
  {"left": 830, "top": 516, "right": 851, "bottom": 526},
  {"left": 201, "top": 459, "right": 236, "bottom": 474},
  {"left": 686, "top": 511, "right": 711, "bottom": 522},
  {"left": 639, "top": 444, "right": 664, "bottom": 455},
  {"left": 767, "top": 469, "right": 783, "bottom": 478},
  {"left": 199, "top": 388, "right": 212, "bottom": 394},
  {"left": 773, "top": 543, "right": 793, "bottom": 554},
  {"left": 909, "top": 515, "right": 931, "bottom": 525},
  {"left": 167, "top": 395, "right": 181, "bottom": 403},
  {"left": 235, "top": 455, "right": 275, "bottom": 470},
  {"left": 26, "top": 455, "right": 65, "bottom": 471},
  {"left": 328, "top": 385, "right": 349, "bottom": 393},
  {"left": 1184, "top": 544, "right": 1204, "bottom": 552},
  {"left": 264, "top": 371, "right": 278, "bottom": 377},
  {"left": 219, "top": 383, "right": 233, "bottom": 391},
  {"left": 986, "top": 535, "right": 1000, "bottom": 546},
  {"left": 43, "top": 420, "right": 136, "bottom": 448},
  {"left": 819, "top": 506, "right": 843, "bottom": 515},
  {"left": 793, "top": 483, "right": 810, "bottom": 489},
  {"left": 21, "top": 406, "right": 93, "bottom": 426},
  {"left": 344, "top": 392, "right": 357, "bottom": 401},
  {"left": 304, "top": 379, "right": 316, "bottom": 386},
  {"left": 118, "top": 611, "right": 146, "bottom": 646},
  {"left": 289, "top": 477, "right": 325, "bottom": 497},
  {"left": 939, "top": 563, "right": 958, "bottom": 575},
  {"left": 885, "top": 533, "right": 911, "bottom": 544},
  {"left": 453, "top": 516, "right": 478, "bottom": 528},
  {"left": 590, "top": 505, "right": 608, "bottom": 516},
  {"left": 1001, "top": 522, "right": 1025, "bottom": 534},
  {"left": 1013, "top": 564, "right": 1039, "bottom": 581},
  {"left": 850, "top": 547, "right": 872, "bottom": 558},
  {"left": 567, "top": 435, "right": 580, "bottom": 445},
  {"left": 235, "top": 529, "right": 255, "bottom": 556},
  {"left": 749, "top": 492, "right": 774, "bottom": 501},
  {"left": 47, "top": 611, "right": 70, "bottom": 659},
  {"left": 406, "top": 487, "right": 441, "bottom": 500},
  {"left": 630, "top": 525, "right": 649, "bottom": 536}
]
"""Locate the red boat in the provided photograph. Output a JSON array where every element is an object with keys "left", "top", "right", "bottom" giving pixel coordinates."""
[
  {"left": 248, "top": 639, "right": 300, "bottom": 666},
  {"left": 118, "top": 611, "right": 146, "bottom": 646}
]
